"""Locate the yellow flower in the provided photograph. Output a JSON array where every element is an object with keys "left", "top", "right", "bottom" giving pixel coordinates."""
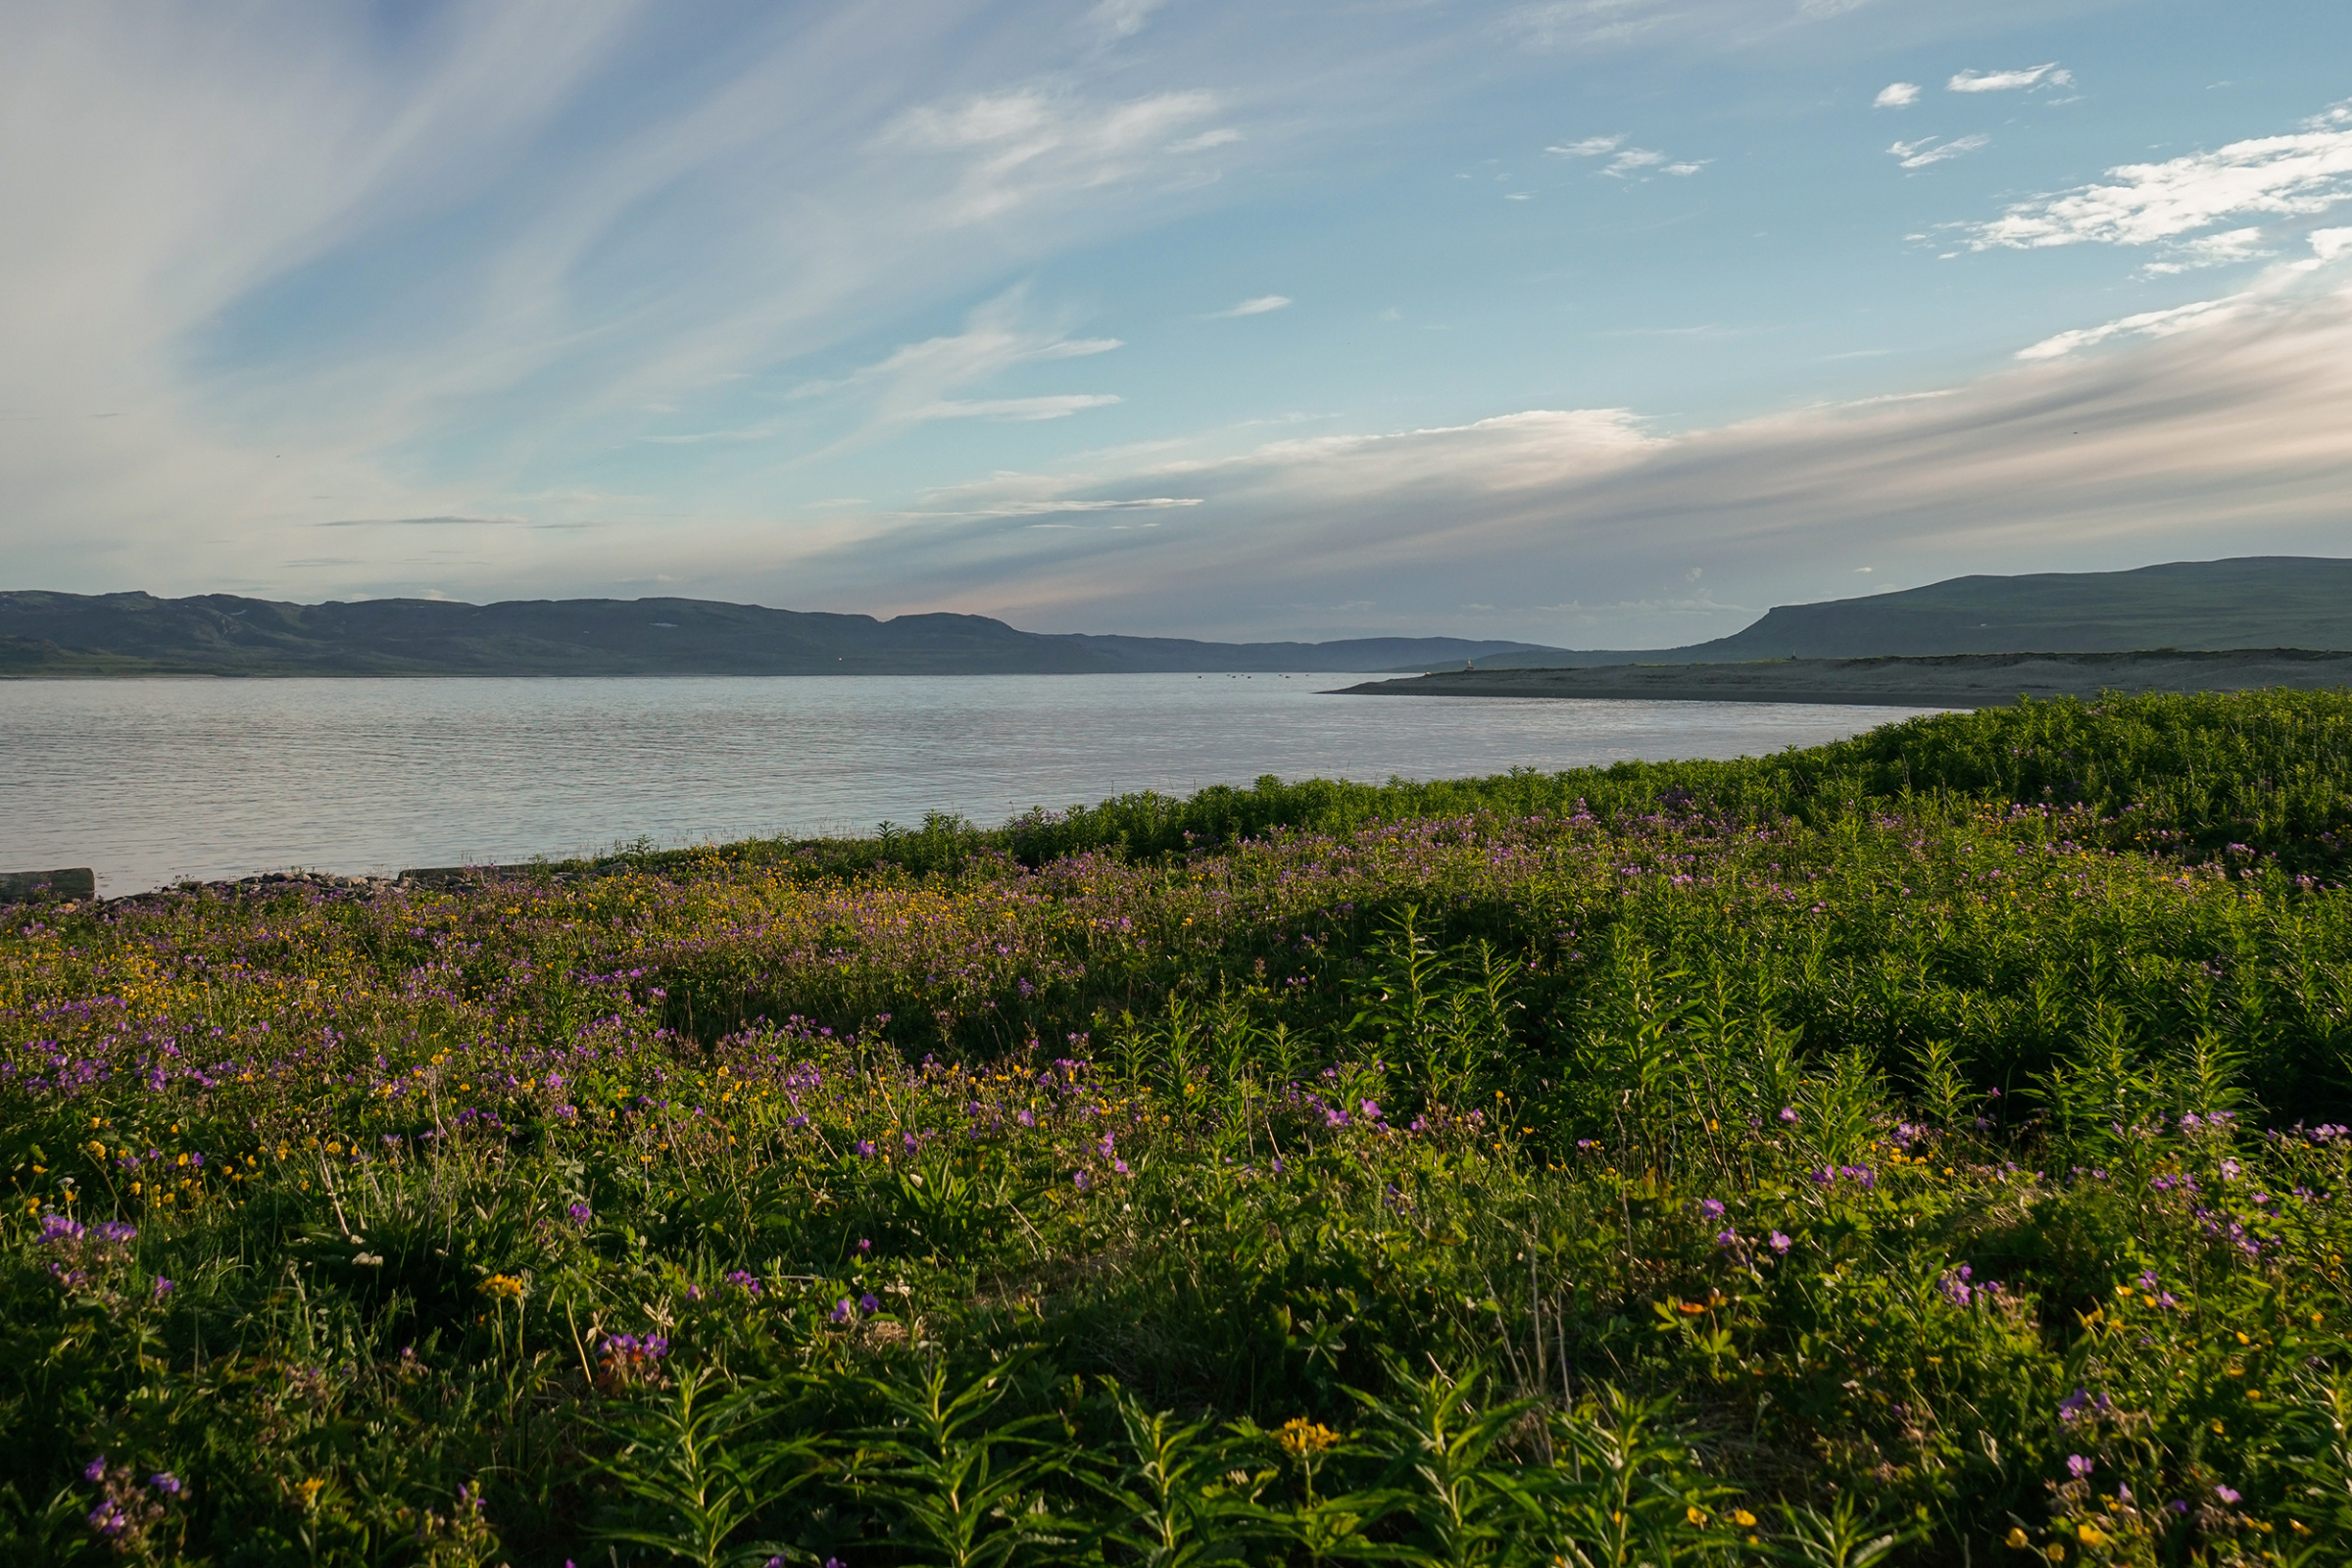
[
  {"left": 1687, "top": 1506, "right": 1709, "bottom": 1526},
  {"left": 298, "top": 1477, "right": 325, "bottom": 1507},
  {"left": 1731, "top": 1509, "right": 1757, "bottom": 1528},
  {"left": 2077, "top": 1524, "right": 2107, "bottom": 1546},
  {"left": 1275, "top": 1418, "right": 1340, "bottom": 1458},
  {"left": 2005, "top": 1528, "right": 2032, "bottom": 1549},
  {"left": 482, "top": 1274, "right": 525, "bottom": 1299}
]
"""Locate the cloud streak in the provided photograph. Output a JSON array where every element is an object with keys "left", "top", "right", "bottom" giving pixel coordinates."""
[
  {"left": 764, "top": 273, "right": 2352, "bottom": 643},
  {"left": 1205, "top": 295, "right": 1293, "bottom": 318},
  {"left": 1947, "top": 64, "right": 2071, "bottom": 93},
  {"left": 1968, "top": 101, "right": 2352, "bottom": 250}
]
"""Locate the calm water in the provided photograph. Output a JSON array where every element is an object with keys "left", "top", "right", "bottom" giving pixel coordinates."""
[{"left": 0, "top": 676, "right": 1939, "bottom": 895}]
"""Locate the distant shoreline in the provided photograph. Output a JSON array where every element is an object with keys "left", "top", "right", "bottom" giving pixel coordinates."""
[{"left": 1335, "top": 648, "right": 2352, "bottom": 706}]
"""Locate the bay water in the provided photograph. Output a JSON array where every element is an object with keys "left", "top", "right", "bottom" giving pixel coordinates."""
[{"left": 0, "top": 675, "right": 1939, "bottom": 896}]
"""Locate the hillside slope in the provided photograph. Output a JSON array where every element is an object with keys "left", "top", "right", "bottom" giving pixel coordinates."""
[
  {"left": 1463, "top": 556, "right": 2352, "bottom": 669},
  {"left": 0, "top": 591, "right": 1552, "bottom": 676}
]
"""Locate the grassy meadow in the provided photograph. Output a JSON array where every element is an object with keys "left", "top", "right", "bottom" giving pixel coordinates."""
[{"left": 10, "top": 690, "right": 2352, "bottom": 1565}]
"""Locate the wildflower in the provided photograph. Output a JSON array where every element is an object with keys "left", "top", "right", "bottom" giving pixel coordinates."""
[
  {"left": 858, "top": 1238, "right": 872, "bottom": 1253},
  {"left": 85, "top": 1455, "right": 107, "bottom": 1482},
  {"left": 858, "top": 1293, "right": 881, "bottom": 1314},
  {"left": 1714, "top": 1230, "right": 1740, "bottom": 1249},
  {"left": 1360, "top": 1099, "right": 1382, "bottom": 1121},
  {"left": 152, "top": 1277, "right": 174, "bottom": 1300},
  {"left": 1276, "top": 1418, "right": 1341, "bottom": 1457},
  {"left": 148, "top": 1473, "right": 180, "bottom": 1495},
  {"left": 1698, "top": 1199, "right": 1726, "bottom": 1218},
  {"left": 482, "top": 1274, "right": 525, "bottom": 1300},
  {"left": 2067, "top": 1454, "right": 2093, "bottom": 1480},
  {"left": 2003, "top": 1528, "right": 2031, "bottom": 1549},
  {"left": 2215, "top": 1485, "right": 2240, "bottom": 1504},
  {"left": 1768, "top": 1231, "right": 1791, "bottom": 1254},
  {"left": 854, "top": 1140, "right": 875, "bottom": 1158},
  {"left": 830, "top": 1298, "right": 854, "bottom": 1324},
  {"left": 1779, "top": 1107, "right": 1798, "bottom": 1123},
  {"left": 1073, "top": 1169, "right": 1092, "bottom": 1192},
  {"left": 566, "top": 1202, "right": 591, "bottom": 1227}
]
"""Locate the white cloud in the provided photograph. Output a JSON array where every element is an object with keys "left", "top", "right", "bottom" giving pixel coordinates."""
[
  {"left": 879, "top": 87, "right": 1225, "bottom": 224},
  {"left": 2143, "top": 226, "right": 2271, "bottom": 274},
  {"left": 1205, "top": 295, "right": 1293, "bottom": 318},
  {"left": 920, "top": 395, "right": 1123, "bottom": 421},
  {"left": 1086, "top": 0, "right": 1165, "bottom": 39},
  {"left": 1549, "top": 137, "right": 1697, "bottom": 177},
  {"left": 1968, "top": 103, "right": 2352, "bottom": 250},
  {"left": 777, "top": 279, "right": 2352, "bottom": 643},
  {"left": 1874, "top": 82, "right": 1921, "bottom": 109},
  {"left": 2014, "top": 295, "right": 2249, "bottom": 361},
  {"left": 1888, "top": 134, "right": 1987, "bottom": 170},
  {"left": 1167, "top": 127, "right": 1243, "bottom": 153},
  {"left": 2315, "top": 227, "right": 2352, "bottom": 261},
  {"left": 1948, "top": 64, "right": 2072, "bottom": 93},
  {"left": 779, "top": 290, "right": 1124, "bottom": 440}
]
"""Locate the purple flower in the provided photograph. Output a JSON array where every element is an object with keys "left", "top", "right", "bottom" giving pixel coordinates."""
[
  {"left": 1360, "top": 1100, "right": 1382, "bottom": 1121},
  {"left": 148, "top": 1472, "right": 180, "bottom": 1495},
  {"left": 2067, "top": 1454, "right": 2093, "bottom": 1480},
  {"left": 859, "top": 1293, "right": 881, "bottom": 1314},
  {"left": 1698, "top": 1199, "right": 1726, "bottom": 1218},
  {"left": 854, "top": 1140, "right": 875, "bottom": 1158},
  {"left": 1713, "top": 1229, "right": 1740, "bottom": 1249},
  {"left": 1778, "top": 1107, "right": 1798, "bottom": 1124},
  {"left": 1073, "top": 1169, "right": 1092, "bottom": 1192},
  {"left": 1768, "top": 1231, "right": 1791, "bottom": 1254},
  {"left": 566, "top": 1202, "right": 591, "bottom": 1227},
  {"left": 152, "top": 1277, "right": 175, "bottom": 1300},
  {"left": 2215, "top": 1485, "right": 2240, "bottom": 1505},
  {"left": 830, "top": 1298, "right": 854, "bottom": 1324},
  {"left": 84, "top": 1455, "right": 107, "bottom": 1482},
  {"left": 857, "top": 1238, "right": 872, "bottom": 1253}
]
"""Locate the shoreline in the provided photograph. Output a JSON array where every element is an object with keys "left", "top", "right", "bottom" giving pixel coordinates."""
[{"left": 1334, "top": 648, "right": 2352, "bottom": 706}]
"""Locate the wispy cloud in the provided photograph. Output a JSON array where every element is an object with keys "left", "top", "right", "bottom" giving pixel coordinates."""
[
  {"left": 922, "top": 394, "right": 1124, "bottom": 421},
  {"left": 1547, "top": 133, "right": 1701, "bottom": 177},
  {"left": 1967, "top": 100, "right": 2352, "bottom": 250},
  {"left": 797, "top": 277, "right": 2352, "bottom": 643},
  {"left": 2014, "top": 295, "right": 2250, "bottom": 361},
  {"left": 1874, "top": 82, "right": 1920, "bottom": 109},
  {"left": 1167, "top": 127, "right": 1243, "bottom": 153},
  {"left": 1947, "top": 64, "right": 2072, "bottom": 93},
  {"left": 317, "top": 514, "right": 532, "bottom": 528},
  {"left": 1205, "top": 295, "right": 1293, "bottom": 318},
  {"left": 1889, "top": 134, "right": 1988, "bottom": 170}
]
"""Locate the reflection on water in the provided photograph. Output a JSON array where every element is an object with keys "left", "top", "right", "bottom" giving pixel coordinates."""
[{"left": 0, "top": 675, "right": 1939, "bottom": 895}]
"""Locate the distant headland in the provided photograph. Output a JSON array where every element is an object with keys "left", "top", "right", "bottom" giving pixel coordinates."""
[{"left": 6, "top": 555, "right": 2351, "bottom": 680}]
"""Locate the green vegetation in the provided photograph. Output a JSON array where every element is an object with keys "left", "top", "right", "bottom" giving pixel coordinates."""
[{"left": 9, "top": 689, "right": 2352, "bottom": 1565}]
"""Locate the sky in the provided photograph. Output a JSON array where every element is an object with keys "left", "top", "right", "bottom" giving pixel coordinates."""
[{"left": 4, "top": 0, "right": 2351, "bottom": 649}]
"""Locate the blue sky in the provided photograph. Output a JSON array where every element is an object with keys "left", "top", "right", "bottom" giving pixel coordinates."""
[{"left": 5, "top": 0, "right": 2351, "bottom": 646}]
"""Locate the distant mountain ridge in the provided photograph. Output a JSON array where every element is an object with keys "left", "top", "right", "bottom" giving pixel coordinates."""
[
  {"left": 0, "top": 591, "right": 1553, "bottom": 676},
  {"left": 1462, "top": 556, "right": 2352, "bottom": 670}
]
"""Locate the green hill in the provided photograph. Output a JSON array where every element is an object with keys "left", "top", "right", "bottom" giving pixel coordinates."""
[
  {"left": 1466, "top": 555, "right": 2352, "bottom": 669},
  {"left": 0, "top": 590, "right": 1552, "bottom": 677}
]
